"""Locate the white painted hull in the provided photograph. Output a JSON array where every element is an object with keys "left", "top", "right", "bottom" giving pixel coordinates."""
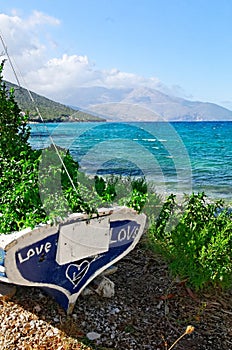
[{"left": 0, "top": 206, "right": 146, "bottom": 313}]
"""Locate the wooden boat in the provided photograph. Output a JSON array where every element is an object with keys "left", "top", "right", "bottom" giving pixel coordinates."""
[{"left": 0, "top": 206, "right": 146, "bottom": 314}]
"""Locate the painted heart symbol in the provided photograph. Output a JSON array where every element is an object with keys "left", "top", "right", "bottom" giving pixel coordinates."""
[{"left": 66, "top": 260, "right": 90, "bottom": 289}]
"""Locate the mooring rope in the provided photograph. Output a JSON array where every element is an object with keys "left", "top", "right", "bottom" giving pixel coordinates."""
[{"left": 0, "top": 32, "right": 79, "bottom": 196}]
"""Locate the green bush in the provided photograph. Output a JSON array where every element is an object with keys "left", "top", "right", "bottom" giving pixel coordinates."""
[
  {"left": 0, "top": 61, "right": 31, "bottom": 160},
  {"left": 93, "top": 175, "right": 163, "bottom": 216},
  {"left": 148, "top": 192, "right": 232, "bottom": 290},
  {"left": 0, "top": 60, "right": 100, "bottom": 233},
  {"left": 0, "top": 143, "right": 104, "bottom": 233},
  {"left": 0, "top": 60, "right": 45, "bottom": 233}
]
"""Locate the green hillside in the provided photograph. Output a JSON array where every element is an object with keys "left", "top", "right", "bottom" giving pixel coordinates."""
[{"left": 4, "top": 81, "right": 105, "bottom": 122}]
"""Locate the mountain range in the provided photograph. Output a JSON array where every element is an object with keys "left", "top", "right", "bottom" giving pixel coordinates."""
[
  {"left": 72, "top": 86, "right": 232, "bottom": 122},
  {"left": 6, "top": 80, "right": 232, "bottom": 122}
]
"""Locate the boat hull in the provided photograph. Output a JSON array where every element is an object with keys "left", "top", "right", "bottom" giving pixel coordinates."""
[{"left": 0, "top": 207, "right": 146, "bottom": 313}]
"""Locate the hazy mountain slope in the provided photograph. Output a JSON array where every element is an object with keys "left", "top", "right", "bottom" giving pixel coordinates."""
[
  {"left": 6, "top": 80, "right": 232, "bottom": 122},
  {"left": 5, "top": 81, "right": 105, "bottom": 122},
  {"left": 70, "top": 86, "right": 232, "bottom": 121},
  {"left": 121, "top": 87, "right": 232, "bottom": 121}
]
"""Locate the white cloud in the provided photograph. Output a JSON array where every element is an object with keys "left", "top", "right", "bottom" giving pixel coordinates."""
[
  {"left": 25, "top": 54, "right": 95, "bottom": 95},
  {"left": 0, "top": 11, "right": 59, "bottom": 55},
  {"left": 0, "top": 11, "right": 163, "bottom": 105},
  {"left": 0, "top": 11, "right": 60, "bottom": 81},
  {"left": 101, "top": 68, "right": 160, "bottom": 89},
  {"left": 26, "top": 10, "right": 60, "bottom": 27}
]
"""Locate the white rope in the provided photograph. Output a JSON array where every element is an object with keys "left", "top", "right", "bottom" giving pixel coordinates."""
[{"left": 0, "top": 32, "right": 79, "bottom": 196}]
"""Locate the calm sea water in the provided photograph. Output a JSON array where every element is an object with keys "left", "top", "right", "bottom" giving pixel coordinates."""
[{"left": 29, "top": 121, "right": 232, "bottom": 201}]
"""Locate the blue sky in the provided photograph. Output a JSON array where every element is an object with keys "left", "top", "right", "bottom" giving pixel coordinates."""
[{"left": 1, "top": 0, "right": 232, "bottom": 108}]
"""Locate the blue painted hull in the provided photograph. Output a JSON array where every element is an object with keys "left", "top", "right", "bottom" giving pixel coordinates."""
[{"left": 0, "top": 207, "right": 146, "bottom": 313}]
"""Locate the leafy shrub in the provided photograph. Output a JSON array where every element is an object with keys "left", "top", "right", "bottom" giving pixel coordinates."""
[
  {"left": 0, "top": 144, "right": 103, "bottom": 233},
  {"left": 148, "top": 192, "right": 232, "bottom": 290},
  {"left": 0, "top": 60, "right": 45, "bottom": 233},
  {"left": 93, "top": 175, "right": 163, "bottom": 216},
  {"left": 0, "top": 152, "right": 45, "bottom": 233},
  {"left": 0, "top": 61, "right": 31, "bottom": 159},
  {"left": 0, "top": 60, "right": 97, "bottom": 232}
]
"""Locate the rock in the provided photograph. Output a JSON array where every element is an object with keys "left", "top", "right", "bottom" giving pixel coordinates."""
[
  {"left": 86, "top": 331, "right": 101, "bottom": 340},
  {"left": 93, "top": 277, "right": 115, "bottom": 298},
  {"left": 34, "top": 305, "right": 42, "bottom": 312},
  {"left": 0, "top": 282, "right": 16, "bottom": 301},
  {"left": 83, "top": 276, "right": 115, "bottom": 298},
  {"left": 100, "top": 265, "right": 118, "bottom": 276},
  {"left": 46, "top": 329, "right": 54, "bottom": 337},
  {"left": 81, "top": 266, "right": 117, "bottom": 298},
  {"left": 110, "top": 307, "right": 120, "bottom": 314},
  {"left": 81, "top": 287, "right": 94, "bottom": 296}
]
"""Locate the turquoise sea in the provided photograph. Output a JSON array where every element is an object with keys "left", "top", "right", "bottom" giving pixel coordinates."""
[{"left": 29, "top": 121, "right": 232, "bottom": 201}]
